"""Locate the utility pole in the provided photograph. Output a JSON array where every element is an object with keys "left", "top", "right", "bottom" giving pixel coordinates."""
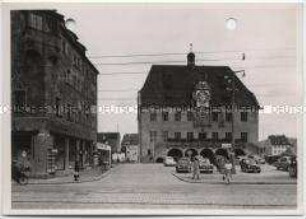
[
  {"left": 231, "top": 70, "right": 245, "bottom": 149},
  {"left": 152, "top": 134, "right": 155, "bottom": 163},
  {"left": 228, "top": 70, "right": 245, "bottom": 174}
]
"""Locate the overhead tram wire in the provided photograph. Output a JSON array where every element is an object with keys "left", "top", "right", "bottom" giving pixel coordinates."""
[
  {"left": 97, "top": 63, "right": 296, "bottom": 76},
  {"left": 88, "top": 47, "right": 296, "bottom": 59},
  {"left": 93, "top": 56, "right": 296, "bottom": 66}
]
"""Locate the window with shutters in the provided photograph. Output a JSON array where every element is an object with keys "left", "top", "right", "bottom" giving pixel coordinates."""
[
  {"left": 187, "top": 132, "right": 194, "bottom": 141},
  {"left": 175, "top": 112, "right": 181, "bottom": 121}
]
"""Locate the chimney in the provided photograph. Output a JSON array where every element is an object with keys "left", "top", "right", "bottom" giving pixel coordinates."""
[
  {"left": 187, "top": 43, "right": 195, "bottom": 67},
  {"left": 187, "top": 52, "right": 195, "bottom": 67}
]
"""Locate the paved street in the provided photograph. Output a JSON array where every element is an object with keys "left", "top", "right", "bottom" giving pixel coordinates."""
[{"left": 12, "top": 163, "right": 297, "bottom": 209}]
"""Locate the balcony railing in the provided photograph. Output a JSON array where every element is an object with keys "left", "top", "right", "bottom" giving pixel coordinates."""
[
  {"left": 166, "top": 138, "right": 247, "bottom": 144},
  {"left": 168, "top": 138, "right": 232, "bottom": 143}
]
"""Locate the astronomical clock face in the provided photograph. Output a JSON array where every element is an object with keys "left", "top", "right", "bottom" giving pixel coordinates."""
[{"left": 193, "top": 81, "right": 211, "bottom": 108}]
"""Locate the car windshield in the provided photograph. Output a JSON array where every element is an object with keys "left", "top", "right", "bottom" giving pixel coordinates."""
[
  {"left": 245, "top": 159, "right": 256, "bottom": 165},
  {"left": 200, "top": 159, "right": 210, "bottom": 164}
]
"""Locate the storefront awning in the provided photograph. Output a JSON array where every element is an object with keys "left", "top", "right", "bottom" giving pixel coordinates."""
[{"left": 97, "top": 143, "right": 111, "bottom": 151}]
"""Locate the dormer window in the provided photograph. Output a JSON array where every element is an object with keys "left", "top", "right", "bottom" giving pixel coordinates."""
[{"left": 29, "top": 13, "right": 43, "bottom": 30}]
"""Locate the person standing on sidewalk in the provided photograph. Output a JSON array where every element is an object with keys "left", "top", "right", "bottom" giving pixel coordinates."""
[
  {"left": 223, "top": 159, "right": 233, "bottom": 184},
  {"left": 192, "top": 156, "right": 200, "bottom": 180},
  {"left": 74, "top": 160, "right": 80, "bottom": 182}
]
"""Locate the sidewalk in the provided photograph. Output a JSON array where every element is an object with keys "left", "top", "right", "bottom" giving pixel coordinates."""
[
  {"left": 27, "top": 167, "right": 111, "bottom": 185},
  {"left": 172, "top": 165, "right": 297, "bottom": 185}
]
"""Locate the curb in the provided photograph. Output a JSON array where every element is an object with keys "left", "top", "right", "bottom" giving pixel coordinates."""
[
  {"left": 26, "top": 169, "right": 111, "bottom": 185},
  {"left": 171, "top": 172, "right": 297, "bottom": 185}
]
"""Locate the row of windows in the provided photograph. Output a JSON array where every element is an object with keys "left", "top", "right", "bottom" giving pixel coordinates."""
[
  {"left": 62, "top": 68, "right": 96, "bottom": 96},
  {"left": 28, "top": 13, "right": 96, "bottom": 88},
  {"left": 29, "top": 13, "right": 43, "bottom": 31},
  {"left": 149, "top": 131, "right": 248, "bottom": 142},
  {"left": 272, "top": 145, "right": 288, "bottom": 149},
  {"left": 28, "top": 13, "right": 58, "bottom": 33},
  {"left": 55, "top": 101, "right": 96, "bottom": 129},
  {"left": 150, "top": 111, "right": 248, "bottom": 122},
  {"left": 272, "top": 149, "right": 287, "bottom": 155},
  {"left": 13, "top": 91, "right": 95, "bottom": 128}
]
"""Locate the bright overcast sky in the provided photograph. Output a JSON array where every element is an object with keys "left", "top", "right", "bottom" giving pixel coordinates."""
[{"left": 57, "top": 3, "right": 301, "bottom": 141}]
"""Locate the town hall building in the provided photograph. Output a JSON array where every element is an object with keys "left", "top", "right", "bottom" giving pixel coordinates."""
[{"left": 138, "top": 51, "right": 259, "bottom": 163}]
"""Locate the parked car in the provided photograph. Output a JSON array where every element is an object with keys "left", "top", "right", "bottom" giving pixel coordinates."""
[
  {"left": 237, "top": 156, "right": 248, "bottom": 165},
  {"left": 164, "top": 156, "right": 176, "bottom": 167},
  {"left": 274, "top": 156, "right": 291, "bottom": 171},
  {"left": 247, "top": 154, "right": 265, "bottom": 164},
  {"left": 176, "top": 157, "right": 191, "bottom": 173},
  {"left": 199, "top": 158, "right": 213, "bottom": 173},
  {"left": 288, "top": 155, "right": 297, "bottom": 178},
  {"left": 265, "top": 155, "right": 281, "bottom": 165},
  {"left": 240, "top": 158, "right": 261, "bottom": 173}
]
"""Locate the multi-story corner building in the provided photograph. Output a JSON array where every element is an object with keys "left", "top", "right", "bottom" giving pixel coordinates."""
[
  {"left": 11, "top": 10, "right": 99, "bottom": 177},
  {"left": 138, "top": 52, "right": 259, "bottom": 163}
]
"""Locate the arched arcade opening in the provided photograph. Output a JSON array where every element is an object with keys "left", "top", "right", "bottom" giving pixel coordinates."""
[
  {"left": 215, "top": 148, "right": 229, "bottom": 159},
  {"left": 200, "top": 148, "right": 215, "bottom": 163},
  {"left": 185, "top": 148, "right": 198, "bottom": 159},
  {"left": 167, "top": 148, "right": 183, "bottom": 161}
]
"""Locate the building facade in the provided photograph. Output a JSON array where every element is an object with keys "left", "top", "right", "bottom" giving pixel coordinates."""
[
  {"left": 264, "top": 135, "right": 292, "bottom": 156},
  {"left": 138, "top": 52, "right": 259, "bottom": 163},
  {"left": 97, "top": 132, "right": 121, "bottom": 154},
  {"left": 11, "top": 10, "right": 98, "bottom": 177},
  {"left": 121, "top": 134, "right": 139, "bottom": 163}
]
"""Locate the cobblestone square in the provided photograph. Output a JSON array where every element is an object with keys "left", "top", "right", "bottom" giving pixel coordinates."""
[{"left": 12, "top": 164, "right": 298, "bottom": 210}]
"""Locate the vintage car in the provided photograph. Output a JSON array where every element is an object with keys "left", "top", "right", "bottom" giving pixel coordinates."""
[
  {"left": 274, "top": 156, "right": 291, "bottom": 171},
  {"left": 199, "top": 158, "right": 213, "bottom": 173},
  {"left": 240, "top": 158, "right": 261, "bottom": 173},
  {"left": 176, "top": 157, "right": 191, "bottom": 173},
  {"left": 288, "top": 155, "right": 297, "bottom": 178},
  {"left": 164, "top": 156, "right": 177, "bottom": 167},
  {"left": 247, "top": 154, "right": 265, "bottom": 164}
]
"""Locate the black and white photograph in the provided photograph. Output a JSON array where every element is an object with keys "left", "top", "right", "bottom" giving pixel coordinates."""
[{"left": 1, "top": 2, "right": 304, "bottom": 215}]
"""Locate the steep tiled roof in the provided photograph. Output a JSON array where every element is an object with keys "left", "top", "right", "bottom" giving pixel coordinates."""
[
  {"left": 268, "top": 135, "right": 291, "bottom": 145},
  {"left": 139, "top": 65, "right": 259, "bottom": 108}
]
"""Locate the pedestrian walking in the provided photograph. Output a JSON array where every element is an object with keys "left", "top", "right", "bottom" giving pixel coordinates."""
[
  {"left": 223, "top": 159, "right": 233, "bottom": 184},
  {"left": 192, "top": 156, "right": 200, "bottom": 180},
  {"left": 74, "top": 160, "right": 80, "bottom": 182}
]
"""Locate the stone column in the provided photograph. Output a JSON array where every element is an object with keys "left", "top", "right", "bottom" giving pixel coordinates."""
[
  {"left": 82, "top": 140, "right": 86, "bottom": 167},
  {"left": 64, "top": 137, "right": 70, "bottom": 171},
  {"left": 75, "top": 139, "right": 80, "bottom": 168},
  {"left": 32, "top": 129, "right": 53, "bottom": 178}
]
